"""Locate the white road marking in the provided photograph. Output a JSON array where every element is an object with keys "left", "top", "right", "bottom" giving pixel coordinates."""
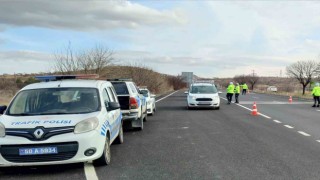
[
  {"left": 235, "top": 101, "right": 311, "bottom": 105},
  {"left": 84, "top": 163, "right": 99, "bottom": 180},
  {"left": 316, "top": 140, "right": 320, "bottom": 143},
  {"left": 317, "top": 110, "right": 320, "bottom": 112},
  {"left": 273, "top": 120, "right": 282, "bottom": 123},
  {"left": 284, "top": 125, "right": 294, "bottom": 129},
  {"left": 181, "top": 127, "right": 189, "bottom": 129},
  {"left": 235, "top": 103, "right": 252, "bottom": 111},
  {"left": 259, "top": 113, "right": 271, "bottom": 119},
  {"left": 156, "top": 91, "right": 179, "bottom": 103},
  {"left": 298, "top": 131, "right": 311, "bottom": 137},
  {"left": 221, "top": 98, "right": 272, "bottom": 119}
]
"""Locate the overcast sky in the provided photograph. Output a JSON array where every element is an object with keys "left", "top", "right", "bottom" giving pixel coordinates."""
[{"left": 1, "top": 0, "right": 320, "bottom": 77}]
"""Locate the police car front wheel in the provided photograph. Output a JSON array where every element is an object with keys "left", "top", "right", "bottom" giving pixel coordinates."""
[{"left": 94, "top": 137, "right": 111, "bottom": 166}]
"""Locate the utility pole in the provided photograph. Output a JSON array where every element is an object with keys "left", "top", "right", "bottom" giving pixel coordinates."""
[{"left": 252, "top": 70, "right": 255, "bottom": 77}]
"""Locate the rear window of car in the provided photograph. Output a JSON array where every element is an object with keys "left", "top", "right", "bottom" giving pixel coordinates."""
[{"left": 111, "top": 82, "right": 129, "bottom": 95}]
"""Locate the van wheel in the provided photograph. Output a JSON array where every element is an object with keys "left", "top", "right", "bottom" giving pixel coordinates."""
[
  {"left": 143, "top": 109, "right": 148, "bottom": 122},
  {"left": 114, "top": 124, "right": 124, "bottom": 144},
  {"left": 136, "top": 117, "right": 144, "bottom": 131},
  {"left": 94, "top": 136, "right": 111, "bottom": 166}
]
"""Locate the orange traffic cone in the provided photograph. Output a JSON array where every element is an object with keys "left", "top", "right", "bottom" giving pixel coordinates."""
[
  {"left": 251, "top": 102, "right": 258, "bottom": 116},
  {"left": 289, "top": 96, "right": 292, "bottom": 103}
]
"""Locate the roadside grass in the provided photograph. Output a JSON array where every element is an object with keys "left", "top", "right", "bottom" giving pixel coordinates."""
[{"left": 254, "top": 90, "right": 313, "bottom": 100}]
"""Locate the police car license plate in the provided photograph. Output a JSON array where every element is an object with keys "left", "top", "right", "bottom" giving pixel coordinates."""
[
  {"left": 198, "top": 102, "right": 211, "bottom": 105},
  {"left": 19, "top": 147, "right": 58, "bottom": 156}
]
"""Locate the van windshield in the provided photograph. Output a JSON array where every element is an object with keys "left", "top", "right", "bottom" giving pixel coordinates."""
[
  {"left": 7, "top": 88, "right": 100, "bottom": 116},
  {"left": 190, "top": 85, "right": 217, "bottom": 94}
]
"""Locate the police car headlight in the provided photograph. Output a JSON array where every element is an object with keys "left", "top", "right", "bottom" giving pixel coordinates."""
[
  {"left": 0, "top": 122, "right": 5, "bottom": 137},
  {"left": 213, "top": 96, "right": 219, "bottom": 101},
  {"left": 74, "top": 118, "right": 99, "bottom": 134}
]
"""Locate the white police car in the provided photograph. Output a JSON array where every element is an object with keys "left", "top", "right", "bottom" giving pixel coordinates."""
[
  {"left": 0, "top": 75, "right": 123, "bottom": 167},
  {"left": 140, "top": 88, "right": 156, "bottom": 116},
  {"left": 187, "top": 83, "right": 220, "bottom": 110}
]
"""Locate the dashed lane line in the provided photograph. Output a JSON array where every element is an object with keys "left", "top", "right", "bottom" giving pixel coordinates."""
[
  {"left": 284, "top": 125, "right": 294, "bottom": 129},
  {"left": 273, "top": 120, "right": 282, "bottom": 123},
  {"left": 220, "top": 97, "right": 271, "bottom": 119},
  {"left": 156, "top": 90, "right": 179, "bottom": 103},
  {"left": 220, "top": 96, "right": 317, "bottom": 143},
  {"left": 298, "top": 131, "right": 311, "bottom": 137}
]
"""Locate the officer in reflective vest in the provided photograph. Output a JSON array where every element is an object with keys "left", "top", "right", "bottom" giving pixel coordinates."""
[
  {"left": 312, "top": 83, "right": 320, "bottom": 107},
  {"left": 242, "top": 83, "right": 248, "bottom": 95},
  {"left": 234, "top": 83, "right": 240, "bottom": 103},
  {"left": 226, "top": 82, "right": 235, "bottom": 104}
]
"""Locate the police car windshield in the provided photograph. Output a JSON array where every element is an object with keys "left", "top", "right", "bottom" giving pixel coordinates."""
[
  {"left": 190, "top": 85, "right": 217, "bottom": 94},
  {"left": 7, "top": 88, "right": 100, "bottom": 116}
]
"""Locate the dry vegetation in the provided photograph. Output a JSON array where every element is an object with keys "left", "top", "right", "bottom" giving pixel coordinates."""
[{"left": 0, "top": 65, "right": 186, "bottom": 105}]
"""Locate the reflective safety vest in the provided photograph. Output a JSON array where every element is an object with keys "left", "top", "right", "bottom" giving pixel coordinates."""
[
  {"left": 235, "top": 85, "right": 240, "bottom": 94},
  {"left": 312, "top": 86, "right": 320, "bottom": 96},
  {"left": 242, "top": 84, "right": 248, "bottom": 90},
  {"left": 227, "top": 84, "right": 235, "bottom": 94}
]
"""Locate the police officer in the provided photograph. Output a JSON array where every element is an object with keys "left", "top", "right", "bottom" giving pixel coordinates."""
[
  {"left": 242, "top": 83, "right": 248, "bottom": 95},
  {"left": 312, "top": 83, "right": 320, "bottom": 107},
  {"left": 226, "top": 82, "right": 235, "bottom": 104},
  {"left": 234, "top": 83, "right": 240, "bottom": 103}
]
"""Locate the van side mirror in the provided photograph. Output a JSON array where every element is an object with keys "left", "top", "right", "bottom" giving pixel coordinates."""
[
  {"left": 0, "top": 106, "right": 7, "bottom": 114},
  {"left": 107, "top": 102, "right": 120, "bottom": 111}
]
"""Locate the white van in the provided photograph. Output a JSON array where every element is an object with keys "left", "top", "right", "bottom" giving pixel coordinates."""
[
  {"left": 187, "top": 83, "right": 220, "bottom": 110},
  {"left": 0, "top": 75, "right": 123, "bottom": 167}
]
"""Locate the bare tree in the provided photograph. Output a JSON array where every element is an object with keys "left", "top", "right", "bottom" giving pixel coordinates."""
[
  {"left": 89, "top": 44, "right": 114, "bottom": 74},
  {"left": 53, "top": 43, "right": 114, "bottom": 75},
  {"left": 233, "top": 75, "right": 247, "bottom": 84},
  {"left": 286, "top": 60, "right": 320, "bottom": 95},
  {"left": 53, "top": 42, "right": 80, "bottom": 74},
  {"left": 246, "top": 74, "right": 259, "bottom": 91}
]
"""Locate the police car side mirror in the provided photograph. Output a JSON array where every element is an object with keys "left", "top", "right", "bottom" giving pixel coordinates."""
[
  {"left": 218, "top": 91, "right": 222, "bottom": 94},
  {"left": 184, "top": 91, "right": 188, "bottom": 94},
  {"left": 107, "top": 102, "right": 120, "bottom": 111},
  {"left": 151, "top": 94, "right": 156, "bottom": 98},
  {"left": 0, "top": 106, "right": 7, "bottom": 114}
]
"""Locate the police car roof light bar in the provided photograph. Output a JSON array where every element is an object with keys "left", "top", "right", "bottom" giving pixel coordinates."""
[
  {"left": 35, "top": 74, "right": 99, "bottom": 82},
  {"left": 107, "top": 78, "right": 133, "bottom": 82}
]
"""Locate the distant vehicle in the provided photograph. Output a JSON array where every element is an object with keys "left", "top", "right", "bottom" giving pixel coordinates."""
[
  {"left": 109, "top": 79, "right": 147, "bottom": 130},
  {"left": 187, "top": 83, "right": 220, "bottom": 110},
  {"left": 140, "top": 88, "right": 156, "bottom": 116},
  {"left": 267, "top": 86, "right": 278, "bottom": 92},
  {"left": 0, "top": 75, "right": 123, "bottom": 167}
]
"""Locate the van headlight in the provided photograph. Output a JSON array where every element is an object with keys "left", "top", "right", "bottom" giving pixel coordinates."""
[
  {"left": 0, "top": 123, "right": 5, "bottom": 137},
  {"left": 213, "top": 96, "right": 220, "bottom": 101},
  {"left": 188, "top": 96, "right": 196, "bottom": 100},
  {"left": 74, "top": 118, "right": 99, "bottom": 134}
]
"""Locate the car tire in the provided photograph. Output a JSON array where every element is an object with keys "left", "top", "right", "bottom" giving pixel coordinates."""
[
  {"left": 150, "top": 105, "right": 155, "bottom": 116},
  {"left": 143, "top": 111, "right": 148, "bottom": 122},
  {"left": 136, "top": 117, "right": 144, "bottom": 130},
  {"left": 93, "top": 136, "right": 111, "bottom": 166},
  {"left": 114, "top": 123, "right": 124, "bottom": 144}
]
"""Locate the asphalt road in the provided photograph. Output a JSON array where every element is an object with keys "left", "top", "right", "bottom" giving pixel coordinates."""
[{"left": 1, "top": 91, "right": 320, "bottom": 180}]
